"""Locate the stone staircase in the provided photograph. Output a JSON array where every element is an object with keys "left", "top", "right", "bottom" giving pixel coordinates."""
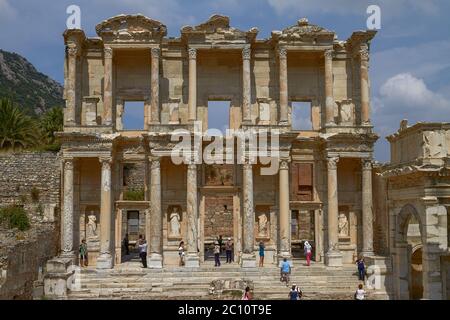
[{"left": 66, "top": 261, "right": 389, "bottom": 300}]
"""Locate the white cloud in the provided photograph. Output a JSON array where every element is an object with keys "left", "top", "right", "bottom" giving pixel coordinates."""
[
  {"left": 378, "top": 73, "right": 450, "bottom": 110},
  {"left": 0, "top": 0, "right": 16, "bottom": 20}
]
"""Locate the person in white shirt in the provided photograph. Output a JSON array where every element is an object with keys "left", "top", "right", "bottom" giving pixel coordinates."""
[
  {"left": 138, "top": 238, "right": 148, "bottom": 268},
  {"left": 355, "top": 284, "right": 365, "bottom": 300}
]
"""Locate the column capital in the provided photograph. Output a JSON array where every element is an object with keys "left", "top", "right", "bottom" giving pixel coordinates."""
[
  {"left": 151, "top": 47, "right": 160, "bottom": 58},
  {"left": 324, "top": 49, "right": 334, "bottom": 60},
  {"left": 188, "top": 47, "right": 197, "bottom": 60},
  {"left": 359, "top": 47, "right": 369, "bottom": 62},
  {"left": 150, "top": 156, "right": 161, "bottom": 169},
  {"left": 104, "top": 47, "right": 113, "bottom": 59},
  {"left": 67, "top": 44, "right": 78, "bottom": 57},
  {"left": 242, "top": 44, "right": 251, "bottom": 60},
  {"left": 361, "top": 158, "right": 373, "bottom": 170},
  {"left": 63, "top": 157, "right": 75, "bottom": 170},
  {"left": 243, "top": 163, "right": 253, "bottom": 171},
  {"left": 188, "top": 163, "right": 198, "bottom": 171},
  {"left": 278, "top": 47, "right": 287, "bottom": 60},
  {"left": 327, "top": 156, "right": 339, "bottom": 170},
  {"left": 279, "top": 159, "right": 290, "bottom": 170}
]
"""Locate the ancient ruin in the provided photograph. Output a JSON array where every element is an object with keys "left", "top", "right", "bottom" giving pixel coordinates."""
[{"left": 1, "top": 14, "right": 449, "bottom": 300}]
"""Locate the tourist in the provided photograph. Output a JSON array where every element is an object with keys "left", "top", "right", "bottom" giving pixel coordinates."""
[
  {"left": 79, "top": 239, "right": 88, "bottom": 267},
  {"left": 123, "top": 234, "right": 129, "bottom": 256},
  {"left": 258, "top": 241, "right": 265, "bottom": 267},
  {"left": 288, "top": 285, "right": 299, "bottom": 300},
  {"left": 138, "top": 239, "right": 148, "bottom": 268},
  {"left": 214, "top": 242, "right": 221, "bottom": 267},
  {"left": 304, "top": 241, "right": 312, "bottom": 266},
  {"left": 225, "top": 238, "right": 233, "bottom": 263},
  {"left": 217, "top": 235, "right": 224, "bottom": 252},
  {"left": 280, "top": 258, "right": 291, "bottom": 286},
  {"left": 356, "top": 257, "right": 365, "bottom": 281},
  {"left": 178, "top": 241, "right": 185, "bottom": 266},
  {"left": 354, "top": 284, "right": 366, "bottom": 300},
  {"left": 242, "top": 286, "right": 252, "bottom": 300}
]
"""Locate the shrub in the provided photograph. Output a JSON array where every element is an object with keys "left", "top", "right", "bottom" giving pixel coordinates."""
[
  {"left": 123, "top": 188, "right": 145, "bottom": 201},
  {"left": 0, "top": 205, "right": 31, "bottom": 231}
]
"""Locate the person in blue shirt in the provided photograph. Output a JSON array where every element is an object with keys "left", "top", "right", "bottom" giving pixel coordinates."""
[
  {"left": 280, "top": 258, "right": 291, "bottom": 286},
  {"left": 258, "top": 241, "right": 265, "bottom": 267}
]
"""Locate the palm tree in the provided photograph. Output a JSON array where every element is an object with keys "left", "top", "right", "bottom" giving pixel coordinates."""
[
  {"left": 0, "top": 98, "right": 40, "bottom": 151},
  {"left": 40, "top": 106, "right": 63, "bottom": 145}
]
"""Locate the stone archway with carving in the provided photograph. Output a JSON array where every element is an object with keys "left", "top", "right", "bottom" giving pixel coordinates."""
[{"left": 394, "top": 203, "right": 424, "bottom": 300}]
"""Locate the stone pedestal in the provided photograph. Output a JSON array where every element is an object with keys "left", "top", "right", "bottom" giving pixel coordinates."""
[
  {"left": 185, "top": 253, "right": 200, "bottom": 268},
  {"left": 43, "top": 257, "right": 75, "bottom": 298},
  {"left": 148, "top": 253, "right": 163, "bottom": 269},
  {"left": 241, "top": 253, "right": 257, "bottom": 268},
  {"left": 96, "top": 253, "right": 113, "bottom": 269},
  {"left": 325, "top": 251, "right": 343, "bottom": 267}
]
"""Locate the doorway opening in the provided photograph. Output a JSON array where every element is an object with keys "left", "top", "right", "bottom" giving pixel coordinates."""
[{"left": 291, "top": 209, "right": 315, "bottom": 260}]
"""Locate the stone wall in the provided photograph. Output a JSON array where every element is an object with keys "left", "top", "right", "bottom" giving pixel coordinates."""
[
  {"left": 0, "top": 223, "right": 59, "bottom": 299},
  {"left": 0, "top": 152, "right": 61, "bottom": 215},
  {"left": 0, "top": 151, "right": 61, "bottom": 299}
]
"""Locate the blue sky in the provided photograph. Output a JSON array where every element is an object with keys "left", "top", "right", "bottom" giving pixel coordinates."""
[{"left": 1, "top": 0, "right": 449, "bottom": 161}]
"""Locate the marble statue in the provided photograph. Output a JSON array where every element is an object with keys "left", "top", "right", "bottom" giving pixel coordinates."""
[
  {"left": 338, "top": 213, "right": 349, "bottom": 237},
  {"left": 87, "top": 212, "right": 98, "bottom": 238},
  {"left": 169, "top": 207, "right": 181, "bottom": 237},
  {"left": 258, "top": 213, "right": 268, "bottom": 237}
]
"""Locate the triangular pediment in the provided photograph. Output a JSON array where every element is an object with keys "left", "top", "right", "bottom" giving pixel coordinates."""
[
  {"left": 96, "top": 14, "right": 167, "bottom": 43},
  {"left": 181, "top": 14, "right": 258, "bottom": 43},
  {"left": 272, "top": 18, "right": 335, "bottom": 43}
]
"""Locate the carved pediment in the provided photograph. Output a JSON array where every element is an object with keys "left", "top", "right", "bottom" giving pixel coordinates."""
[
  {"left": 181, "top": 14, "right": 258, "bottom": 43},
  {"left": 272, "top": 18, "right": 335, "bottom": 43},
  {"left": 96, "top": 14, "right": 167, "bottom": 43}
]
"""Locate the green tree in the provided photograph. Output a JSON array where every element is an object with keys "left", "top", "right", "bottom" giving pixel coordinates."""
[
  {"left": 0, "top": 98, "right": 40, "bottom": 151},
  {"left": 40, "top": 106, "right": 63, "bottom": 145}
]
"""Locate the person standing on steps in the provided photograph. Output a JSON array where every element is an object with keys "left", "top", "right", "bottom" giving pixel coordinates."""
[
  {"left": 178, "top": 241, "right": 185, "bottom": 266},
  {"left": 214, "top": 242, "right": 221, "bottom": 267},
  {"left": 258, "top": 241, "right": 265, "bottom": 267},
  {"left": 280, "top": 258, "right": 291, "bottom": 286},
  {"left": 356, "top": 256, "right": 366, "bottom": 281},
  {"left": 304, "top": 241, "right": 312, "bottom": 266},
  {"left": 123, "top": 233, "right": 129, "bottom": 256},
  {"left": 242, "top": 286, "right": 252, "bottom": 300},
  {"left": 354, "top": 283, "right": 366, "bottom": 300},
  {"left": 288, "top": 285, "right": 300, "bottom": 300},
  {"left": 79, "top": 239, "right": 88, "bottom": 267},
  {"left": 138, "top": 238, "right": 148, "bottom": 268},
  {"left": 225, "top": 238, "right": 233, "bottom": 263}
]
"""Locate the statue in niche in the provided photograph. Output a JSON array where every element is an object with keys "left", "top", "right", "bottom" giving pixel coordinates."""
[
  {"left": 338, "top": 213, "right": 349, "bottom": 237},
  {"left": 258, "top": 213, "right": 269, "bottom": 237},
  {"left": 169, "top": 207, "right": 181, "bottom": 237},
  {"left": 87, "top": 211, "right": 98, "bottom": 238}
]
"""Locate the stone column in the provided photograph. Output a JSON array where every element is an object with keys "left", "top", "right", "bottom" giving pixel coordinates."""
[
  {"left": 279, "top": 160, "right": 292, "bottom": 263},
  {"left": 103, "top": 47, "right": 113, "bottom": 126},
  {"left": 242, "top": 163, "right": 256, "bottom": 267},
  {"left": 360, "top": 47, "right": 371, "bottom": 125},
  {"left": 325, "top": 156, "right": 342, "bottom": 266},
  {"left": 149, "top": 157, "right": 163, "bottom": 268},
  {"left": 242, "top": 45, "right": 252, "bottom": 124},
  {"left": 361, "top": 159, "right": 374, "bottom": 256},
  {"left": 324, "top": 49, "right": 335, "bottom": 126},
  {"left": 65, "top": 45, "right": 77, "bottom": 126},
  {"left": 150, "top": 48, "right": 160, "bottom": 124},
  {"left": 185, "top": 164, "right": 200, "bottom": 267},
  {"left": 278, "top": 47, "right": 288, "bottom": 125},
  {"left": 62, "top": 158, "right": 75, "bottom": 258},
  {"left": 97, "top": 157, "right": 113, "bottom": 269},
  {"left": 188, "top": 48, "right": 197, "bottom": 122}
]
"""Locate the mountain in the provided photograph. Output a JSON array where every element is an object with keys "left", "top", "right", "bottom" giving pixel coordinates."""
[{"left": 0, "top": 49, "right": 63, "bottom": 116}]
